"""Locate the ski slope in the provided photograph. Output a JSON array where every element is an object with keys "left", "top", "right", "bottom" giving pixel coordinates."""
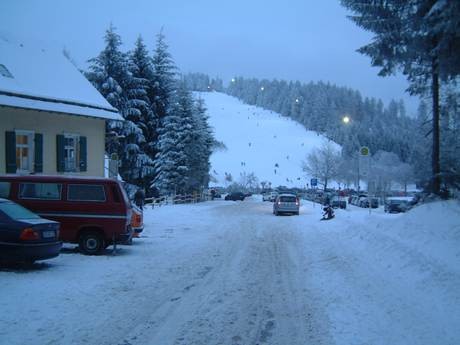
[{"left": 198, "top": 92, "right": 338, "bottom": 188}]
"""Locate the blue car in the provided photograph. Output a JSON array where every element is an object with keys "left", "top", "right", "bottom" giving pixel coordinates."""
[{"left": 0, "top": 198, "right": 62, "bottom": 264}]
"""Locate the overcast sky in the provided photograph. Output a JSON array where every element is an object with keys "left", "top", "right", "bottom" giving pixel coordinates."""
[{"left": 0, "top": 0, "right": 420, "bottom": 114}]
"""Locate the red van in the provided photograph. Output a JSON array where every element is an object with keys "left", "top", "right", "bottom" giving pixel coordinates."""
[{"left": 0, "top": 175, "right": 133, "bottom": 255}]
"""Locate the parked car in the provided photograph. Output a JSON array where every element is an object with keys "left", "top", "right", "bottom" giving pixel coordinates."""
[
  {"left": 359, "top": 197, "right": 379, "bottom": 208},
  {"left": 262, "top": 192, "right": 272, "bottom": 202},
  {"left": 0, "top": 198, "right": 61, "bottom": 264},
  {"left": 273, "top": 194, "right": 300, "bottom": 216},
  {"left": 0, "top": 175, "right": 134, "bottom": 255},
  {"left": 268, "top": 192, "right": 278, "bottom": 202},
  {"left": 350, "top": 196, "right": 360, "bottom": 206},
  {"left": 384, "top": 198, "right": 411, "bottom": 213},
  {"left": 331, "top": 196, "right": 347, "bottom": 209},
  {"left": 225, "top": 192, "right": 246, "bottom": 201}
]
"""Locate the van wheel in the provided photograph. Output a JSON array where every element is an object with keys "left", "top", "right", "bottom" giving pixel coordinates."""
[{"left": 79, "top": 231, "right": 105, "bottom": 255}]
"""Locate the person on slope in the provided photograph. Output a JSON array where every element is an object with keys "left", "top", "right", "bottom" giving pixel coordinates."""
[{"left": 321, "top": 204, "right": 335, "bottom": 220}]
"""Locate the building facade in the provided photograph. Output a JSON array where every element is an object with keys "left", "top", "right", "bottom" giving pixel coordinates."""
[{"left": 0, "top": 35, "right": 121, "bottom": 177}]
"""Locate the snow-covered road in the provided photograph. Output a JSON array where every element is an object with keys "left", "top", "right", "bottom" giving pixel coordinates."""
[{"left": 1, "top": 198, "right": 459, "bottom": 345}]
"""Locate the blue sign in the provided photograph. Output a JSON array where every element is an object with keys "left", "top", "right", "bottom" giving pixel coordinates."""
[{"left": 310, "top": 178, "right": 318, "bottom": 187}]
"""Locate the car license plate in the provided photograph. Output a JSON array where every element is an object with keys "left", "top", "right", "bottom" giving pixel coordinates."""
[{"left": 42, "top": 230, "right": 55, "bottom": 238}]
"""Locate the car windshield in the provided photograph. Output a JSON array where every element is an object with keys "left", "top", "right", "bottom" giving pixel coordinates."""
[{"left": 0, "top": 202, "right": 40, "bottom": 219}]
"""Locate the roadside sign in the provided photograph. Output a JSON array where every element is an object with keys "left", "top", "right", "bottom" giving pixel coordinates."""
[
  {"left": 311, "top": 178, "right": 317, "bottom": 187},
  {"left": 360, "top": 146, "right": 370, "bottom": 156}
]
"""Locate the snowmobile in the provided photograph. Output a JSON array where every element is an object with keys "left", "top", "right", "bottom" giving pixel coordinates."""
[{"left": 320, "top": 204, "right": 335, "bottom": 221}]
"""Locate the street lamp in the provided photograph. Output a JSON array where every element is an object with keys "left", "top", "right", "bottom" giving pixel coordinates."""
[
  {"left": 260, "top": 86, "right": 264, "bottom": 91},
  {"left": 342, "top": 115, "right": 350, "bottom": 124},
  {"left": 231, "top": 78, "right": 235, "bottom": 83},
  {"left": 295, "top": 98, "right": 300, "bottom": 103}
]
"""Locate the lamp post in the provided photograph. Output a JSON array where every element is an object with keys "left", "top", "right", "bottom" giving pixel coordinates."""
[{"left": 341, "top": 115, "right": 357, "bottom": 191}]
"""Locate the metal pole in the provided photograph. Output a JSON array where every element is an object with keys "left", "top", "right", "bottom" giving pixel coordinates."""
[{"left": 368, "top": 155, "right": 371, "bottom": 215}]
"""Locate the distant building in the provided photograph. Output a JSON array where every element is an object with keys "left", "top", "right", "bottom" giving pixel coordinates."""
[{"left": 0, "top": 35, "right": 121, "bottom": 176}]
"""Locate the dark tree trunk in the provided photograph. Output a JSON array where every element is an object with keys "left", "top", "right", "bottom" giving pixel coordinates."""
[{"left": 432, "top": 58, "right": 441, "bottom": 194}]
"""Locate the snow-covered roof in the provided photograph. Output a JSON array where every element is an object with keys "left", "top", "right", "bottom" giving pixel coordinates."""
[{"left": 0, "top": 34, "right": 121, "bottom": 120}]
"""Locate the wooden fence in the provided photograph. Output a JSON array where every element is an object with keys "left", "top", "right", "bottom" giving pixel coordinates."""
[{"left": 145, "top": 192, "right": 211, "bottom": 208}]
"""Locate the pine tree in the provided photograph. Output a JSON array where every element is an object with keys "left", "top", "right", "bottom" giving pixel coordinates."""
[
  {"left": 151, "top": 30, "right": 177, "bottom": 120},
  {"left": 188, "top": 97, "right": 213, "bottom": 191},
  {"left": 86, "top": 25, "right": 153, "bottom": 186},
  {"left": 128, "top": 36, "right": 157, "bottom": 188},
  {"left": 153, "top": 85, "right": 194, "bottom": 195},
  {"left": 340, "top": 0, "right": 460, "bottom": 194}
]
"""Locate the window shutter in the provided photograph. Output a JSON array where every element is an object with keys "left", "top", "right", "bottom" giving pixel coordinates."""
[
  {"left": 34, "top": 133, "right": 43, "bottom": 173},
  {"left": 79, "top": 136, "right": 87, "bottom": 172},
  {"left": 5, "top": 131, "right": 16, "bottom": 173},
  {"left": 56, "top": 135, "right": 65, "bottom": 172}
]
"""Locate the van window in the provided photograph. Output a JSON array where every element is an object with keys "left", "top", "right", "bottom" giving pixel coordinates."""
[
  {"left": 68, "top": 184, "right": 106, "bottom": 202},
  {"left": 19, "top": 183, "right": 62, "bottom": 200},
  {"left": 0, "top": 182, "right": 11, "bottom": 198}
]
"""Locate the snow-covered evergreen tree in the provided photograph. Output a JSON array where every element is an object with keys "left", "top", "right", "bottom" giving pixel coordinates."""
[
  {"left": 151, "top": 30, "right": 177, "bottom": 121},
  {"left": 128, "top": 35, "right": 157, "bottom": 187},
  {"left": 153, "top": 86, "right": 193, "bottom": 195},
  {"left": 188, "top": 97, "right": 213, "bottom": 191},
  {"left": 86, "top": 27, "right": 214, "bottom": 195},
  {"left": 86, "top": 25, "right": 154, "bottom": 186},
  {"left": 340, "top": 0, "right": 460, "bottom": 194}
]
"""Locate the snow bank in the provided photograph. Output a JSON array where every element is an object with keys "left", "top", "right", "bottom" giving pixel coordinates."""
[{"left": 305, "top": 200, "right": 460, "bottom": 345}]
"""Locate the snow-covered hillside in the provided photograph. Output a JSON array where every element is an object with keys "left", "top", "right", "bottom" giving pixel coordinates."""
[{"left": 198, "top": 92, "right": 337, "bottom": 188}]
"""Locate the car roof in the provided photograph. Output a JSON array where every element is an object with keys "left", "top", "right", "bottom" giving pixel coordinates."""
[
  {"left": 0, "top": 198, "right": 12, "bottom": 203},
  {"left": 277, "top": 193, "right": 297, "bottom": 197}
]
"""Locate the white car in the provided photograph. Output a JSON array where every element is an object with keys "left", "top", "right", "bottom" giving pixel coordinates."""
[{"left": 263, "top": 192, "right": 278, "bottom": 202}]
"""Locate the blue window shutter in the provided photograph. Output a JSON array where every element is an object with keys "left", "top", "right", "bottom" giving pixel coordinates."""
[
  {"left": 5, "top": 131, "right": 16, "bottom": 173},
  {"left": 56, "top": 135, "right": 65, "bottom": 172},
  {"left": 79, "top": 136, "right": 87, "bottom": 172},
  {"left": 34, "top": 133, "right": 43, "bottom": 173}
]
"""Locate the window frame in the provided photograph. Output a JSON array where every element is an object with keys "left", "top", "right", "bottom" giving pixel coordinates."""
[
  {"left": 67, "top": 184, "right": 107, "bottom": 202},
  {"left": 18, "top": 183, "right": 62, "bottom": 201},
  {"left": 63, "top": 133, "right": 80, "bottom": 173},
  {"left": 15, "top": 130, "right": 35, "bottom": 173}
]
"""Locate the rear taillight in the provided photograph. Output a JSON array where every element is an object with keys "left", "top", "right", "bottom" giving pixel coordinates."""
[{"left": 20, "top": 228, "right": 40, "bottom": 241}]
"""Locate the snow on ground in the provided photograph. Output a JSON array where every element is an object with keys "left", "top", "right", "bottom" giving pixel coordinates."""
[
  {"left": 1, "top": 199, "right": 459, "bottom": 345},
  {"left": 198, "top": 92, "right": 338, "bottom": 188}
]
